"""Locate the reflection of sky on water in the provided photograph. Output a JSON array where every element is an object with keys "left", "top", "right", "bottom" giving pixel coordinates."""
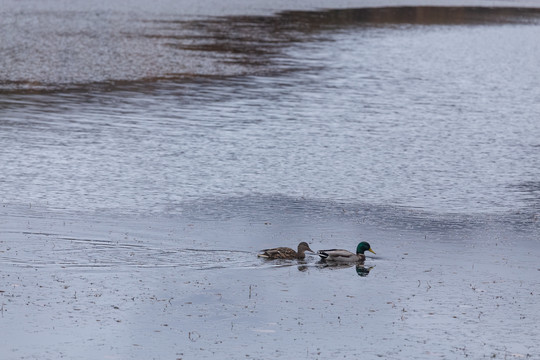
[
  {"left": 3, "top": 18, "right": 540, "bottom": 216},
  {"left": 2, "top": 7, "right": 540, "bottom": 216},
  {"left": 1, "top": 4, "right": 540, "bottom": 359}
]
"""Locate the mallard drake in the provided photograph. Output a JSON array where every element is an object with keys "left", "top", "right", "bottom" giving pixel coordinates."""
[
  {"left": 318, "top": 241, "right": 375, "bottom": 262},
  {"left": 258, "top": 242, "right": 314, "bottom": 260}
]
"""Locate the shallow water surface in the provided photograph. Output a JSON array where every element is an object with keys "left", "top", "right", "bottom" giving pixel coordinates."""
[{"left": 1, "top": 205, "right": 538, "bottom": 359}]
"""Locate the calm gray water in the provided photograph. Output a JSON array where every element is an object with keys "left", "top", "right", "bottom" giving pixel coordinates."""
[
  {"left": 1, "top": 4, "right": 540, "bottom": 360},
  {"left": 2, "top": 6, "right": 540, "bottom": 218}
]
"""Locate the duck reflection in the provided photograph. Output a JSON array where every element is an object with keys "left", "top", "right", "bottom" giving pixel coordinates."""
[
  {"left": 297, "top": 261, "right": 373, "bottom": 276},
  {"left": 296, "top": 260, "right": 309, "bottom": 272},
  {"left": 355, "top": 264, "right": 373, "bottom": 277}
]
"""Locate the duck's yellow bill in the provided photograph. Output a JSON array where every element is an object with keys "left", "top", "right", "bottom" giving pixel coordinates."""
[{"left": 368, "top": 248, "right": 376, "bottom": 254}]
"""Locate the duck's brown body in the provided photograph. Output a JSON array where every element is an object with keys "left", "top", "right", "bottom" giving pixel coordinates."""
[{"left": 258, "top": 242, "right": 313, "bottom": 260}]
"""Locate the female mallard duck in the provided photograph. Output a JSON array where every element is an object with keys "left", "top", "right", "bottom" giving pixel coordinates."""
[
  {"left": 318, "top": 241, "right": 375, "bottom": 262},
  {"left": 258, "top": 242, "right": 314, "bottom": 260}
]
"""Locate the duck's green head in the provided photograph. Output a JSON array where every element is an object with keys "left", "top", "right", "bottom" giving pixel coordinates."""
[{"left": 356, "top": 242, "right": 376, "bottom": 255}]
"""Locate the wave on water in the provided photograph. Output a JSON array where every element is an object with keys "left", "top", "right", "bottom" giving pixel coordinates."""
[
  {"left": 1, "top": 6, "right": 539, "bottom": 231},
  {"left": 3, "top": 193, "right": 538, "bottom": 232},
  {"left": 1, "top": 226, "right": 258, "bottom": 270},
  {"left": 162, "top": 194, "right": 540, "bottom": 231}
]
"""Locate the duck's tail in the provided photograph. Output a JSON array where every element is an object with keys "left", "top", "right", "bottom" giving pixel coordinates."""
[{"left": 317, "top": 250, "right": 329, "bottom": 259}]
